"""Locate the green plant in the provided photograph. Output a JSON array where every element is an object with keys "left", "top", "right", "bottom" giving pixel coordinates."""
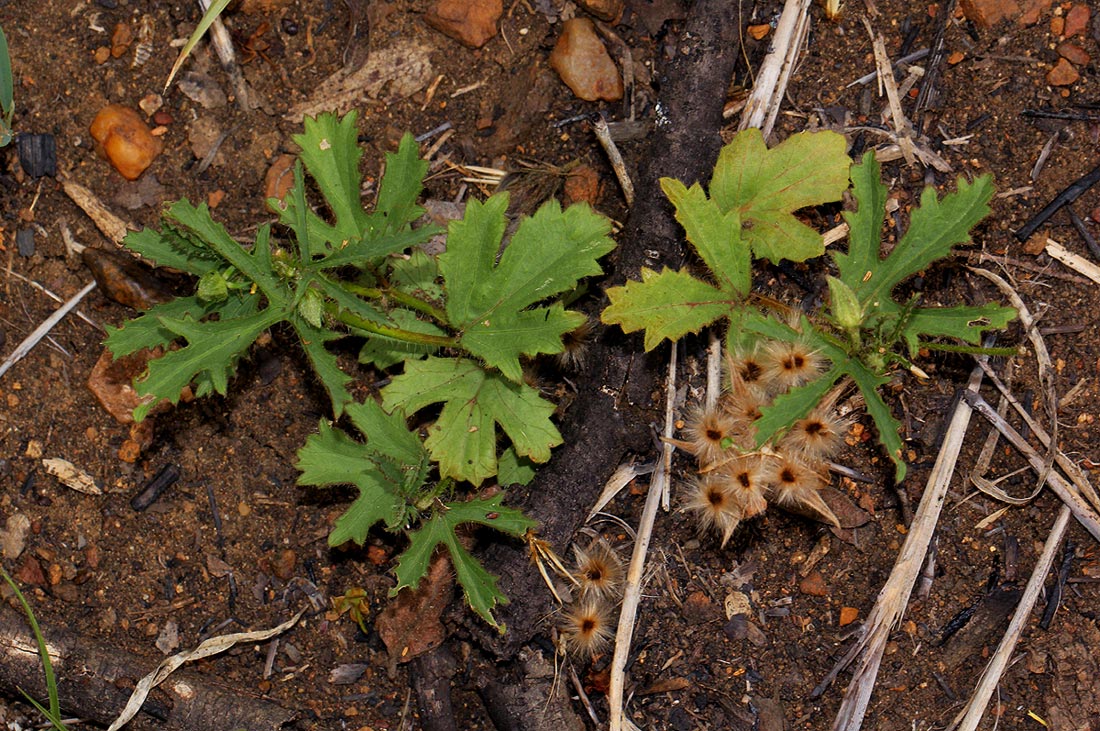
[
  {"left": 107, "top": 111, "right": 615, "bottom": 628},
  {"left": 0, "top": 568, "right": 67, "bottom": 730},
  {"left": 602, "top": 130, "right": 1015, "bottom": 481},
  {"left": 0, "top": 25, "right": 14, "bottom": 147}
]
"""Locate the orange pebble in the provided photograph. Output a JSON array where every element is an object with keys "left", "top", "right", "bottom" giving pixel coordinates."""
[{"left": 90, "top": 104, "right": 163, "bottom": 180}]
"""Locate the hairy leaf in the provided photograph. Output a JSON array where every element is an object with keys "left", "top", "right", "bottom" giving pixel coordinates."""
[
  {"left": 392, "top": 494, "right": 536, "bottom": 630},
  {"left": 708, "top": 128, "right": 850, "bottom": 263},
  {"left": 134, "top": 307, "right": 282, "bottom": 420},
  {"left": 602, "top": 267, "right": 732, "bottom": 351},
  {"left": 357, "top": 308, "right": 445, "bottom": 369},
  {"left": 376, "top": 132, "right": 430, "bottom": 232},
  {"left": 296, "top": 400, "right": 430, "bottom": 544},
  {"left": 382, "top": 357, "right": 562, "bottom": 485},
  {"left": 439, "top": 195, "right": 614, "bottom": 381},
  {"left": 836, "top": 152, "right": 995, "bottom": 308},
  {"left": 292, "top": 112, "right": 372, "bottom": 247},
  {"left": 901, "top": 302, "right": 1017, "bottom": 355}
]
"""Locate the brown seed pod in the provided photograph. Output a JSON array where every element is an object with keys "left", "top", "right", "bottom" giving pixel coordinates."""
[
  {"left": 761, "top": 339, "right": 824, "bottom": 393},
  {"left": 779, "top": 407, "right": 847, "bottom": 462},
  {"left": 685, "top": 475, "right": 742, "bottom": 547},
  {"left": 572, "top": 540, "right": 623, "bottom": 601},
  {"left": 682, "top": 404, "right": 739, "bottom": 466},
  {"left": 560, "top": 599, "right": 614, "bottom": 657},
  {"left": 716, "top": 454, "right": 768, "bottom": 519}
]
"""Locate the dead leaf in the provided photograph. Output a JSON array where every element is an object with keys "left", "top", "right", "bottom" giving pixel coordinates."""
[
  {"left": 375, "top": 551, "right": 452, "bottom": 667},
  {"left": 43, "top": 458, "right": 102, "bottom": 495},
  {"left": 286, "top": 39, "right": 434, "bottom": 123}
]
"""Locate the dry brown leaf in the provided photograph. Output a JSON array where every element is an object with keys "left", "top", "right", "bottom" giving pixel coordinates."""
[{"left": 375, "top": 551, "right": 453, "bottom": 666}]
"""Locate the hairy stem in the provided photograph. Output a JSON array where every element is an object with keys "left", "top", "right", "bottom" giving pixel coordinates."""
[
  {"left": 333, "top": 306, "right": 458, "bottom": 348},
  {"left": 340, "top": 281, "right": 450, "bottom": 326}
]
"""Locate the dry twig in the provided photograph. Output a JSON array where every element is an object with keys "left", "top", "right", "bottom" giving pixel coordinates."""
[
  {"left": 608, "top": 347, "right": 677, "bottom": 731},
  {"left": 948, "top": 505, "right": 1071, "bottom": 731},
  {"left": 739, "top": 0, "right": 812, "bottom": 140},
  {"left": 822, "top": 363, "right": 985, "bottom": 730}
]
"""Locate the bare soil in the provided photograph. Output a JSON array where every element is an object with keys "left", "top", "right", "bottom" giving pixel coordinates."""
[{"left": 1, "top": 0, "right": 1100, "bottom": 729}]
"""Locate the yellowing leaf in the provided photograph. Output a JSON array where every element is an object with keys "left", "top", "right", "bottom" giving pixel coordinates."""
[
  {"left": 602, "top": 268, "right": 733, "bottom": 351},
  {"left": 381, "top": 357, "right": 562, "bottom": 485},
  {"left": 709, "top": 128, "right": 850, "bottom": 263}
]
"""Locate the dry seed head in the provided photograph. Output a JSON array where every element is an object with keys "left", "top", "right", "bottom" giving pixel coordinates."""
[
  {"left": 682, "top": 404, "right": 740, "bottom": 466},
  {"left": 717, "top": 455, "right": 768, "bottom": 519},
  {"left": 560, "top": 599, "right": 614, "bottom": 657},
  {"left": 572, "top": 541, "right": 624, "bottom": 602},
  {"left": 556, "top": 319, "right": 594, "bottom": 372},
  {"left": 765, "top": 455, "right": 826, "bottom": 509},
  {"left": 760, "top": 339, "right": 824, "bottom": 393},
  {"left": 718, "top": 384, "right": 768, "bottom": 448},
  {"left": 724, "top": 347, "right": 767, "bottom": 389},
  {"left": 685, "top": 475, "right": 743, "bottom": 547},
  {"left": 779, "top": 407, "right": 847, "bottom": 462}
]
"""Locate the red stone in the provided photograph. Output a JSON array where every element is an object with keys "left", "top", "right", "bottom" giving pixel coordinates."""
[
  {"left": 1046, "top": 57, "right": 1080, "bottom": 86},
  {"left": 959, "top": 0, "right": 1019, "bottom": 27},
  {"left": 1057, "top": 42, "right": 1091, "bottom": 66},
  {"left": 1064, "top": 4, "right": 1090, "bottom": 37}
]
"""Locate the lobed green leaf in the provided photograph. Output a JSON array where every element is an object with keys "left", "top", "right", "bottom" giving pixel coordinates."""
[
  {"left": 381, "top": 357, "right": 562, "bottom": 485},
  {"left": 602, "top": 267, "right": 732, "bottom": 351},
  {"left": 133, "top": 307, "right": 282, "bottom": 420},
  {"left": 439, "top": 195, "right": 614, "bottom": 379},
  {"left": 709, "top": 128, "right": 850, "bottom": 264},
  {"left": 659, "top": 178, "right": 750, "bottom": 297},
  {"left": 392, "top": 495, "right": 536, "bottom": 629},
  {"left": 375, "top": 132, "right": 430, "bottom": 232}
]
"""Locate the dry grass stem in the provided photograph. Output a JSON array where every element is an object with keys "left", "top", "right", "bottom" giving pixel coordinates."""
[
  {"left": 2, "top": 269, "right": 102, "bottom": 331},
  {"left": 1044, "top": 238, "right": 1100, "bottom": 285},
  {"left": 58, "top": 171, "right": 134, "bottom": 245},
  {"left": 608, "top": 347, "right": 676, "bottom": 731},
  {"left": 948, "top": 505, "right": 1071, "bottom": 731},
  {"left": 865, "top": 18, "right": 916, "bottom": 166},
  {"left": 970, "top": 267, "right": 1060, "bottom": 494},
  {"left": 963, "top": 391, "right": 1100, "bottom": 542},
  {"left": 739, "top": 0, "right": 812, "bottom": 140},
  {"left": 0, "top": 281, "right": 98, "bottom": 380},
  {"left": 593, "top": 116, "right": 635, "bottom": 207},
  {"left": 587, "top": 461, "right": 653, "bottom": 522},
  {"left": 825, "top": 363, "right": 985, "bottom": 731}
]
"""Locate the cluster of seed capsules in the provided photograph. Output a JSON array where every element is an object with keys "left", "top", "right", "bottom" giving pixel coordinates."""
[
  {"left": 679, "top": 333, "right": 848, "bottom": 547},
  {"left": 557, "top": 540, "right": 624, "bottom": 658}
]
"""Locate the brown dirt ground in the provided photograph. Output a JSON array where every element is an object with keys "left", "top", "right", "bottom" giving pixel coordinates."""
[{"left": 1, "top": 0, "right": 1100, "bottom": 729}]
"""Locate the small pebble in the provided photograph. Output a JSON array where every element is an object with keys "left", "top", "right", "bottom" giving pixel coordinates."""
[
  {"left": 273, "top": 548, "right": 297, "bottom": 580},
  {"left": 118, "top": 439, "right": 142, "bottom": 463},
  {"left": 839, "top": 606, "right": 859, "bottom": 626},
  {"left": 1056, "top": 41, "right": 1090, "bottom": 65},
  {"left": 1064, "top": 4, "right": 1089, "bottom": 37},
  {"left": 799, "top": 570, "right": 828, "bottom": 596},
  {"left": 1046, "top": 58, "right": 1079, "bottom": 86},
  {"left": 90, "top": 104, "right": 164, "bottom": 180},
  {"left": 424, "top": 0, "right": 502, "bottom": 48},
  {"left": 16, "top": 228, "right": 35, "bottom": 257},
  {"left": 549, "top": 17, "right": 623, "bottom": 102},
  {"left": 82, "top": 247, "right": 172, "bottom": 310}
]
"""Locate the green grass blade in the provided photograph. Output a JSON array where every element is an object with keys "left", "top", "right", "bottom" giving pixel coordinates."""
[
  {"left": 163, "top": 0, "right": 233, "bottom": 92},
  {"left": 1, "top": 568, "right": 62, "bottom": 721},
  {"left": 0, "top": 25, "right": 13, "bottom": 146}
]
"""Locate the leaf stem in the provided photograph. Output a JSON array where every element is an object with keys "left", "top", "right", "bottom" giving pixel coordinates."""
[
  {"left": 342, "top": 281, "right": 450, "bottom": 325},
  {"left": 333, "top": 306, "right": 458, "bottom": 348}
]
